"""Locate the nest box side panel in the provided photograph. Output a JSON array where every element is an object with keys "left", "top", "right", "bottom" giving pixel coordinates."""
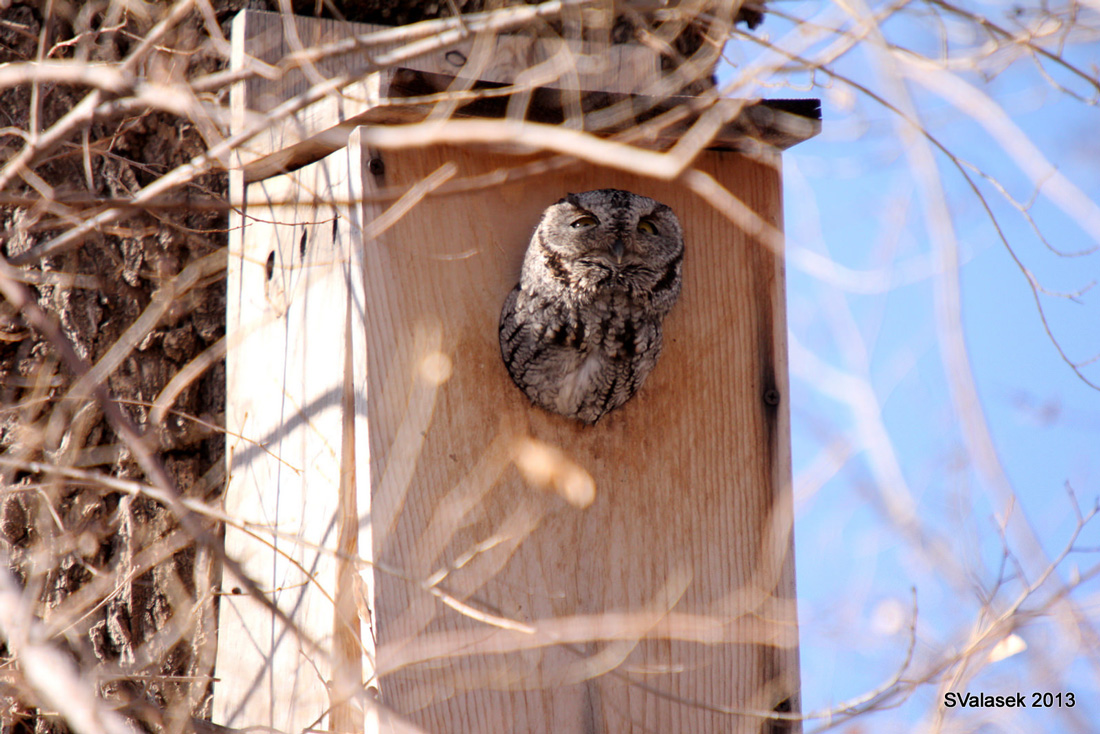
[{"left": 216, "top": 148, "right": 371, "bottom": 733}]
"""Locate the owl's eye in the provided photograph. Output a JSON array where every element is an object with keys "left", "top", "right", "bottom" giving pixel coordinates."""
[
  {"left": 571, "top": 215, "right": 599, "bottom": 229},
  {"left": 637, "top": 218, "right": 658, "bottom": 235}
]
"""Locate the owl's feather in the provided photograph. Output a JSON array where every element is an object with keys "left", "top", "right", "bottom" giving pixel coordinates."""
[{"left": 499, "top": 189, "right": 683, "bottom": 424}]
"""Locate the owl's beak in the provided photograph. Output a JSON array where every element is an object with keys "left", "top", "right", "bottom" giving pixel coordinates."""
[{"left": 609, "top": 239, "right": 625, "bottom": 264}]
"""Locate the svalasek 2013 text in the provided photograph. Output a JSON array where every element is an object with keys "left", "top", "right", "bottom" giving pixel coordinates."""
[{"left": 943, "top": 692, "right": 1075, "bottom": 708}]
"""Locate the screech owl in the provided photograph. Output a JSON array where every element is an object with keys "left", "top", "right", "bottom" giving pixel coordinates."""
[{"left": 499, "top": 189, "right": 684, "bottom": 424}]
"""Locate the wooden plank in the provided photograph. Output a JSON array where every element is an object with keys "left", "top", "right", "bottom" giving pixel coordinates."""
[
  {"left": 231, "top": 10, "right": 663, "bottom": 179},
  {"left": 242, "top": 71, "right": 822, "bottom": 183},
  {"left": 215, "top": 145, "right": 373, "bottom": 733},
  {"left": 348, "top": 134, "right": 800, "bottom": 733},
  {"left": 231, "top": 10, "right": 821, "bottom": 183}
]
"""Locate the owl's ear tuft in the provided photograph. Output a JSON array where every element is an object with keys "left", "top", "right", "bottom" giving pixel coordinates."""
[{"left": 563, "top": 193, "right": 584, "bottom": 209}]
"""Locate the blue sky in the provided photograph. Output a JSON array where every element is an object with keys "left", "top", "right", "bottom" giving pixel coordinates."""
[{"left": 721, "top": 2, "right": 1100, "bottom": 729}]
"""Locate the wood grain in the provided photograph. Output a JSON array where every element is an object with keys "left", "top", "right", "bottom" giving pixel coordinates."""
[
  {"left": 349, "top": 139, "right": 800, "bottom": 733},
  {"left": 215, "top": 147, "right": 373, "bottom": 733}
]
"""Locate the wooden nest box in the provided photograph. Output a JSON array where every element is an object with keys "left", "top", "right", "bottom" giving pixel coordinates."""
[{"left": 215, "top": 9, "right": 820, "bottom": 734}]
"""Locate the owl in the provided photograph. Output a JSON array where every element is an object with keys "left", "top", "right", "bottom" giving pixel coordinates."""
[{"left": 499, "top": 189, "right": 684, "bottom": 424}]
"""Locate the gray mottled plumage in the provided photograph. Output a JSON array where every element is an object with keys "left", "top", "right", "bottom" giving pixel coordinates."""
[{"left": 499, "top": 189, "right": 684, "bottom": 424}]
